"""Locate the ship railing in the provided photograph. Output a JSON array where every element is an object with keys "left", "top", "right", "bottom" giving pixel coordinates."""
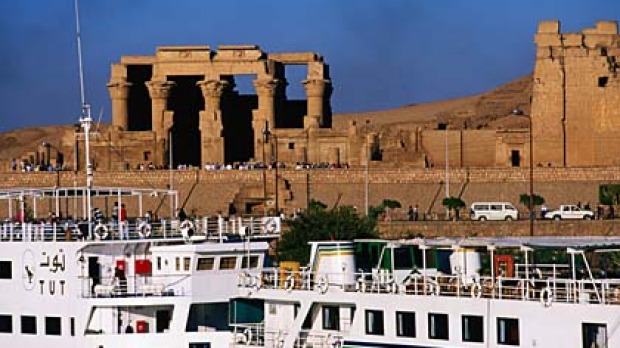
[
  {"left": 296, "top": 330, "right": 343, "bottom": 348},
  {"left": 0, "top": 217, "right": 281, "bottom": 242},
  {"left": 79, "top": 274, "right": 191, "bottom": 298},
  {"left": 250, "top": 268, "right": 620, "bottom": 306}
]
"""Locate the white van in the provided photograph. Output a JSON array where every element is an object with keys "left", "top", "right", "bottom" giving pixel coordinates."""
[{"left": 470, "top": 202, "right": 519, "bottom": 221}]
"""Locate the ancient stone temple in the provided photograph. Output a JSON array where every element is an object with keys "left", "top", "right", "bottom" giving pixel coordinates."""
[
  {"left": 531, "top": 20, "right": 620, "bottom": 167},
  {"left": 100, "top": 45, "right": 346, "bottom": 169}
]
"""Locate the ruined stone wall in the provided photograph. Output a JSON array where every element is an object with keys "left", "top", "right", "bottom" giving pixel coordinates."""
[{"left": 1, "top": 167, "right": 617, "bottom": 220}]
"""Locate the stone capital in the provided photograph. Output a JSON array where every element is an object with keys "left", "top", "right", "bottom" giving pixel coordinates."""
[
  {"left": 107, "top": 81, "right": 132, "bottom": 99},
  {"left": 303, "top": 79, "right": 331, "bottom": 98},
  {"left": 253, "top": 78, "right": 281, "bottom": 97},
  {"left": 146, "top": 81, "right": 176, "bottom": 100},
  {"left": 197, "top": 80, "right": 230, "bottom": 99}
]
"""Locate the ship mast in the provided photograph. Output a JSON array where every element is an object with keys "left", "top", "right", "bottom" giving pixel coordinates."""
[{"left": 74, "top": 0, "right": 93, "bottom": 237}]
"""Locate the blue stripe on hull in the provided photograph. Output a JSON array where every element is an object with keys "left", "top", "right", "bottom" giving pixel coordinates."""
[{"left": 343, "top": 340, "right": 445, "bottom": 348}]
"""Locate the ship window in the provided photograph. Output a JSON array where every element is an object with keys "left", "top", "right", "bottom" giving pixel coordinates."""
[
  {"left": 322, "top": 306, "right": 340, "bottom": 331},
  {"left": 497, "top": 317, "right": 519, "bottom": 345},
  {"left": 45, "top": 316, "right": 61, "bottom": 336},
  {"left": 241, "top": 256, "right": 260, "bottom": 269},
  {"left": 396, "top": 311, "right": 416, "bottom": 337},
  {"left": 157, "top": 257, "right": 162, "bottom": 271},
  {"left": 0, "top": 261, "right": 11, "bottom": 279},
  {"left": 21, "top": 316, "right": 36, "bottom": 334},
  {"left": 0, "top": 314, "right": 12, "bottom": 333},
  {"left": 175, "top": 257, "right": 181, "bottom": 271},
  {"left": 189, "top": 344, "right": 211, "bottom": 348},
  {"left": 219, "top": 257, "right": 237, "bottom": 270},
  {"left": 196, "top": 257, "right": 215, "bottom": 271},
  {"left": 582, "top": 323, "right": 607, "bottom": 348},
  {"left": 184, "top": 257, "right": 191, "bottom": 271},
  {"left": 394, "top": 247, "right": 414, "bottom": 270},
  {"left": 365, "top": 310, "right": 384, "bottom": 335},
  {"left": 428, "top": 313, "right": 449, "bottom": 340},
  {"left": 462, "top": 315, "right": 484, "bottom": 343}
]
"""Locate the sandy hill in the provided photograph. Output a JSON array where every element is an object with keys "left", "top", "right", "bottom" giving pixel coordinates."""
[
  {"left": 332, "top": 74, "right": 532, "bottom": 132},
  {"left": 0, "top": 75, "right": 533, "bottom": 163}
]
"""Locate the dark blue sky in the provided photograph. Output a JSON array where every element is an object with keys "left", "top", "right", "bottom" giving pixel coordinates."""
[{"left": 0, "top": 0, "right": 617, "bottom": 132}]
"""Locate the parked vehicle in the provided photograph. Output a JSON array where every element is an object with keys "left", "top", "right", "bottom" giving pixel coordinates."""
[
  {"left": 544, "top": 205, "right": 595, "bottom": 220},
  {"left": 470, "top": 202, "right": 519, "bottom": 221}
]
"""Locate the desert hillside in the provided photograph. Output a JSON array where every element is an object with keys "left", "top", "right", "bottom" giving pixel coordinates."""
[{"left": 332, "top": 74, "right": 532, "bottom": 132}]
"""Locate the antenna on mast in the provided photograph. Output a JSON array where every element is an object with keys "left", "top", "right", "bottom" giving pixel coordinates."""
[{"left": 74, "top": 0, "right": 93, "bottom": 238}]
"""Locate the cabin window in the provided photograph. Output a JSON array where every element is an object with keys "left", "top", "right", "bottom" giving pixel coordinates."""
[
  {"left": 70, "top": 317, "right": 75, "bottom": 336},
  {"left": 396, "top": 311, "right": 416, "bottom": 337},
  {"left": 0, "top": 261, "right": 11, "bottom": 279},
  {"left": 175, "top": 257, "right": 181, "bottom": 271},
  {"left": 157, "top": 257, "right": 162, "bottom": 271},
  {"left": 184, "top": 257, "right": 191, "bottom": 271},
  {"left": 462, "top": 315, "right": 484, "bottom": 343},
  {"left": 0, "top": 314, "right": 12, "bottom": 333},
  {"left": 365, "top": 310, "right": 384, "bottom": 335},
  {"left": 322, "top": 306, "right": 340, "bottom": 331},
  {"left": 394, "top": 247, "right": 414, "bottom": 270},
  {"left": 582, "top": 323, "right": 607, "bottom": 348},
  {"left": 428, "top": 313, "right": 449, "bottom": 340},
  {"left": 497, "top": 317, "right": 519, "bottom": 345},
  {"left": 189, "top": 344, "right": 211, "bottom": 348},
  {"left": 45, "top": 316, "right": 61, "bottom": 336},
  {"left": 196, "top": 258, "right": 215, "bottom": 271},
  {"left": 21, "top": 316, "right": 36, "bottom": 334},
  {"left": 241, "top": 256, "right": 260, "bottom": 269},
  {"left": 219, "top": 257, "right": 237, "bottom": 270}
]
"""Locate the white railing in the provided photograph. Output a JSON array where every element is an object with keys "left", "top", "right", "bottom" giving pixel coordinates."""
[
  {"left": 0, "top": 216, "right": 281, "bottom": 242},
  {"left": 80, "top": 274, "right": 192, "bottom": 298},
  {"left": 242, "top": 269, "right": 620, "bottom": 306}
]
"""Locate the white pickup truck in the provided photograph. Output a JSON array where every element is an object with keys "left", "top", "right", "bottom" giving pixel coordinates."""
[{"left": 544, "top": 205, "right": 595, "bottom": 220}]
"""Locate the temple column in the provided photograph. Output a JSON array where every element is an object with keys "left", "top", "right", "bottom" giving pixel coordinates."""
[
  {"left": 107, "top": 81, "right": 132, "bottom": 130},
  {"left": 197, "top": 79, "right": 229, "bottom": 165},
  {"left": 146, "top": 80, "right": 175, "bottom": 138},
  {"left": 303, "top": 78, "right": 331, "bottom": 129},
  {"left": 253, "top": 78, "right": 280, "bottom": 163}
]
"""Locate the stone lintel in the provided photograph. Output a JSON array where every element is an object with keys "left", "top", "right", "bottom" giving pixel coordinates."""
[
  {"left": 534, "top": 33, "right": 562, "bottom": 47},
  {"left": 156, "top": 46, "right": 213, "bottom": 60},
  {"left": 120, "top": 56, "right": 156, "bottom": 65},
  {"left": 214, "top": 45, "right": 264, "bottom": 61},
  {"left": 269, "top": 52, "right": 322, "bottom": 64}
]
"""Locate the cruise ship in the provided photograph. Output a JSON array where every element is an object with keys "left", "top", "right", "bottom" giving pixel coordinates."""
[
  {"left": 0, "top": 186, "right": 281, "bottom": 348},
  {"left": 234, "top": 237, "right": 620, "bottom": 348}
]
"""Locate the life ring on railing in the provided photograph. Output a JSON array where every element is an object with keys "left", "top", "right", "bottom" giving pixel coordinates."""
[
  {"left": 426, "top": 282, "right": 440, "bottom": 296},
  {"left": 471, "top": 283, "right": 483, "bottom": 299},
  {"left": 613, "top": 287, "right": 620, "bottom": 303},
  {"left": 274, "top": 330, "right": 285, "bottom": 348},
  {"left": 94, "top": 223, "right": 108, "bottom": 240},
  {"left": 326, "top": 333, "right": 341, "bottom": 348},
  {"left": 262, "top": 217, "right": 278, "bottom": 233},
  {"left": 540, "top": 287, "right": 553, "bottom": 307},
  {"left": 137, "top": 222, "right": 152, "bottom": 238},
  {"left": 355, "top": 276, "right": 367, "bottom": 293},
  {"left": 243, "top": 328, "right": 253, "bottom": 345},
  {"left": 248, "top": 274, "right": 261, "bottom": 291},
  {"left": 284, "top": 275, "right": 295, "bottom": 292},
  {"left": 180, "top": 220, "right": 194, "bottom": 241},
  {"left": 237, "top": 272, "right": 248, "bottom": 288},
  {"left": 315, "top": 275, "right": 329, "bottom": 294}
]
